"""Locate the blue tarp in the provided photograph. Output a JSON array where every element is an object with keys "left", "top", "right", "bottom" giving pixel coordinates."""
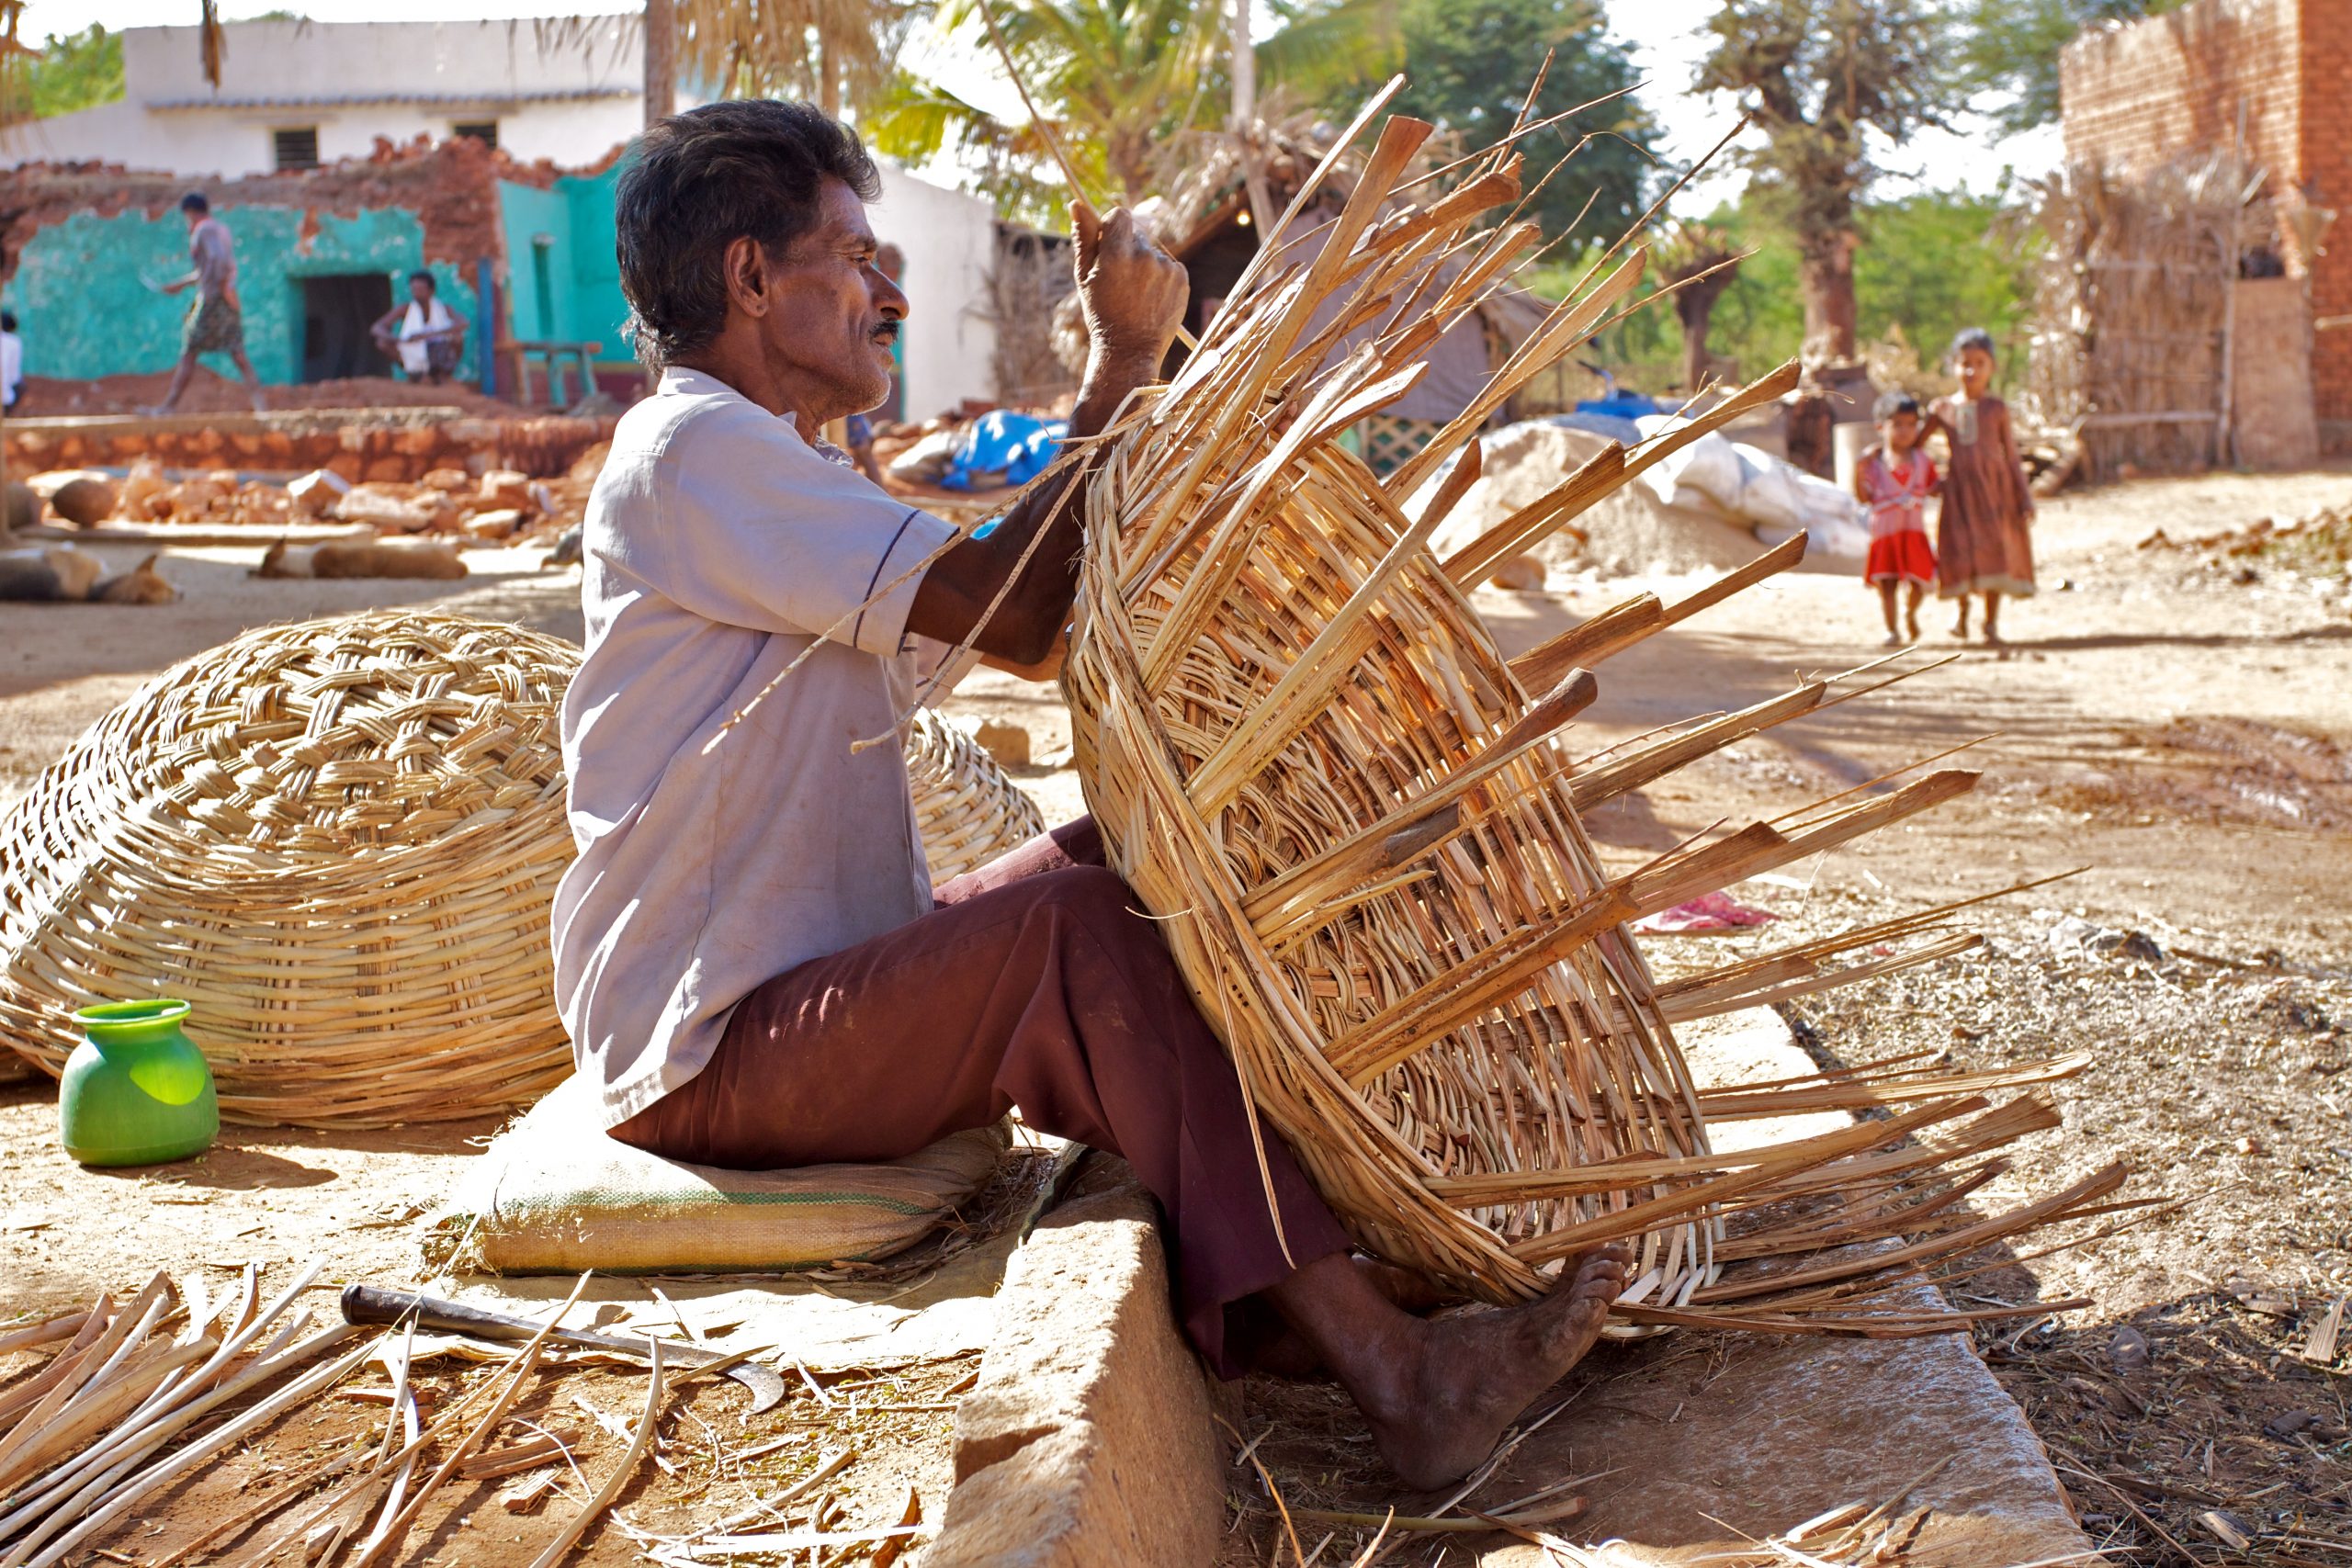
[
  {"left": 941, "top": 411, "right": 1069, "bottom": 491},
  {"left": 1574, "top": 391, "right": 1665, "bottom": 421},
  {"left": 1547, "top": 411, "right": 1645, "bottom": 446}
]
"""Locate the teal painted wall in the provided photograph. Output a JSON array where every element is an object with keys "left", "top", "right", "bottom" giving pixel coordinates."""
[
  {"left": 4, "top": 204, "right": 479, "bottom": 386},
  {"left": 498, "top": 162, "right": 629, "bottom": 360}
]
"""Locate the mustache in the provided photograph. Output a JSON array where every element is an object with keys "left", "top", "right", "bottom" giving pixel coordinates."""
[{"left": 868, "top": 320, "right": 901, "bottom": 344}]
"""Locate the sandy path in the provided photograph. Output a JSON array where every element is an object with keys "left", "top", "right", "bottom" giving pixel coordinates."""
[{"left": 0, "top": 467, "right": 2346, "bottom": 1322}]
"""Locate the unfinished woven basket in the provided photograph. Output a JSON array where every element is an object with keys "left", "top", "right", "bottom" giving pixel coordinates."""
[
  {"left": 904, "top": 707, "right": 1046, "bottom": 881},
  {"left": 1061, "top": 98, "right": 2123, "bottom": 1326},
  {"left": 0, "top": 610, "right": 580, "bottom": 1127}
]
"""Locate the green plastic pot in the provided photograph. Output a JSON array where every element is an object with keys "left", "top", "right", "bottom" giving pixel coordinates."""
[{"left": 61, "top": 999, "right": 220, "bottom": 1167}]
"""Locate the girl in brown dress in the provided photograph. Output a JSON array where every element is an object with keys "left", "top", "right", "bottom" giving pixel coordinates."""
[{"left": 1931, "top": 327, "right": 2036, "bottom": 642}]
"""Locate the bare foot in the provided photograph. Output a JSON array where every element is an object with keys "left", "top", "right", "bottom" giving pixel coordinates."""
[
  {"left": 1257, "top": 1255, "right": 1453, "bottom": 1381},
  {"left": 1905, "top": 607, "right": 1921, "bottom": 641},
  {"left": 1365, "top": 1244, "right": 1631, "bottom": 1489}
]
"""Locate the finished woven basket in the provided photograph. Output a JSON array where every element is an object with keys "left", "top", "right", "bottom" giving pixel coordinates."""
[
  {"left": 1060, "top": 99, "right": 2124, "bottom": 1326},
  {"left": 0, "top": 610, "right": 1048, "bottom": 1127},
  {"left": 0, "top": 611, "right": 580, "bottom": 1127},
  {"left": 903, "top": 707, "right": 1047, "bottom": 882}
]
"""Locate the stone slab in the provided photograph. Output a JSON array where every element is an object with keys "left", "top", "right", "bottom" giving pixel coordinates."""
[
  {"left": 1474, "top": 1009, "right": 2098, "bottom": 1565},
  {"left": 929, "top": 1168, "right": 1226, "bottom": 1568}
]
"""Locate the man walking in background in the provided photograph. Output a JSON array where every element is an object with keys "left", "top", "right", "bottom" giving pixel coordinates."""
[{"left": 153, "top": 192, "right": 266, "bottom": 415}]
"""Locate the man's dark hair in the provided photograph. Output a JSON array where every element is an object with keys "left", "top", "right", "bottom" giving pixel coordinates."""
[
  {"left": 409, "top": 270, "right": 435, "bottom": 288},
  {"left": 1873, "top": 389, "right": 1920, "bottom": 422},
  {"left": 616, "top": 100, "right": 882, "bottom": 368},
  {"left": 1, "top": 311, "right": 16, "bottom": 333},
  {"left": 1949, "top": 326, "right": 1996, "bottom": 362},
  {"left": 179, "top": 192, "right": 209, "bottom": 215}
]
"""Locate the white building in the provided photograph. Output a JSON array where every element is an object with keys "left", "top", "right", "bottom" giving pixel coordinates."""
[
  {"left": 10, "top": 17, "right": 648, "bottom": 176},
  {"left": 5, "top": 16, "right": 1008, "bottom": 416}
]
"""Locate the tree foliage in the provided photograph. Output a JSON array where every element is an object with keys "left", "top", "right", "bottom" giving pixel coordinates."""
[
  {"left": 866, "top": 0, "right": 1398, "bottom": 214},
  {"left": 1695, "top": 0, "right": 1957, "bottom": 359},
  {"left": 12, "top": 24, "right": 126, "bottom": 121},
  {"left": 1957, "top": 0, "right": 2187, "bottom": 135},
  {"left": 675, "top": 0, "right": 922, "bottom": 117},
  {"left": 1564, "top": 187, "right": 2036, "bottom": 397},
  {"left": 1355, "top": 0, "right": 1656, "bottom": 247}
]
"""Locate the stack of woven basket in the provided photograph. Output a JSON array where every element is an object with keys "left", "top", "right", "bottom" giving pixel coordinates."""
[
  {"left": 1057, "top": 92, "right": 2126, "bottom": 1327},
  {"left": 0, "top": 611, "right": 1046, "bottom": 1128}
]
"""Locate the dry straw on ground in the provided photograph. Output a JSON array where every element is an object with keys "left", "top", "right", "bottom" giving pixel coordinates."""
[{"left": 1059, "top": 85, "right": 2129, "bottom": 1319}]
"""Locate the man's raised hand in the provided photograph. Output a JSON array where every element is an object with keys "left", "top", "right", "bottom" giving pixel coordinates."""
[{"left": 1070, "top": 200, "right": 1189, "bottom": 369}]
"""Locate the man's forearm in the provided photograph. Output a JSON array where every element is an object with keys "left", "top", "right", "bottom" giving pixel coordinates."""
[{"left": 908, "top": 346, "right": 1160, "bottom": 662}]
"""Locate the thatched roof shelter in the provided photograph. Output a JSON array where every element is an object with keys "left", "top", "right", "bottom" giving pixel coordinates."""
[{"left": 1136, "top": 114, "right": 1553, "bottom": 428}]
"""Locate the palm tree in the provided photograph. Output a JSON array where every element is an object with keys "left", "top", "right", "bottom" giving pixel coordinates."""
[
  {"left": 867, "top": 0, "right": 1396, "bottom": 210},
  {"left": 639, "top": 0, "right": 922, "bottom": 124}
]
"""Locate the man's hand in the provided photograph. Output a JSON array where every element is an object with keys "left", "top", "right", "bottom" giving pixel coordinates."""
[
  {"left": 1069, "top": 201, "right": 1188, "bottom": 370},
  {"left": 905, "top": 205, "right": 1183, "bottom": 664}
]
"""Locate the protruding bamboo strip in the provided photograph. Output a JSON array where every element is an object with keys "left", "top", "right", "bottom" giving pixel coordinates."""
[
  {"left": 1504, "top": 1096, "right": 1984, "bottom": 1265},
  {"left": 1688, "top": 1163, "right": 2131, "bottom": 1305},
  {"left": 1408, "top": 431, "right": 1485, "bottom": 544},
  {"left": 1510, "top": 596, "right": 1661, "bottom": 692},
  {"left": 1695, "top": 1052, "right": 2095, "bottom": 1121},
  {"left": 1190, "top": 484, "right": 1455, "bottom": 814},
  {"left": 1441, "top": 448, "right": 1618, "bottom": 590},
  {"left": 1193, "top": 75, "right": 1412, "bottom": 344},
  {"left": 1242, "top": 669, "right": 1598, "bottom": 931},
  {"left": 1328, "top": 884, "right": 1639, "bottom": 1084},
  {"left": 1385, "top": 248, "right": 1649, "bottom": 500},
  {"left": 1365, "top": 222, "right": 1546, "bottom": 387},
  {"left": 1510, "top": 530, "right": 1810, "bottom": 688},
  {"left": 1623, "top": 771, "right": 1980, "bottom": 921},
  {"left": 1626, "top": 822, "right": 1786, "bottom": 919},
  {"left": 1570, "top": 682, "right": 1827, "bottom": 808},
  {"left": 1442, "top": 376, "right": 1803, "bottom": 593},
  {"left": 1424, "top": 1087, "right": 2003, "bottom": 1205},
  {"left": 1660, "top": 933, "right": 1982, "bottom": 1023},
  {"left": 1629, "top": 526, "right": 1808, "bottom": 635}
]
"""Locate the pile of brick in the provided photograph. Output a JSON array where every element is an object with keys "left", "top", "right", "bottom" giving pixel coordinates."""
[
  {"left": 6, "top": 412, "right": 610, "bottom": 486},
  {"left": 32, "top": 457, "right": 573, "bottom": 544}
]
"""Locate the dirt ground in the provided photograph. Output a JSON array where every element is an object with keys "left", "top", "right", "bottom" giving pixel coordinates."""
[{"left": 3, "top": 464, "right": 2350, "bottom": 1562}]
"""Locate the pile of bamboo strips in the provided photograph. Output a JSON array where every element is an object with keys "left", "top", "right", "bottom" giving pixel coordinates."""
[
  {"left": 1059, "top": 86, "right": 2130, "bottom": 1317},
  {"left": 0, "top": 1269, "right": 687, "bottom": 1567}
]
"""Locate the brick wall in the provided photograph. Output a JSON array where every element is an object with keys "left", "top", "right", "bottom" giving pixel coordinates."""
[
  {"left": 2060, "top": 0, "right": 2352, "bottom": 446},
  {"left": 2300, "top": 0, "right": 2352, "bottom": 437},
  {"left": 2061, "top": 0, "right": 2301, "bottom": 175}
]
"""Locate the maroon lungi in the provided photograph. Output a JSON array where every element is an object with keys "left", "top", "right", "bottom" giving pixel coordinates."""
[{"left": 611, "top": 816, "right": 1351, "bottom": 1375}]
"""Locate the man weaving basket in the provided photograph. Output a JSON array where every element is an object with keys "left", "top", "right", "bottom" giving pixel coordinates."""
[{"left": 552, "top": 99, "right": 1629, "bottom": 1489}]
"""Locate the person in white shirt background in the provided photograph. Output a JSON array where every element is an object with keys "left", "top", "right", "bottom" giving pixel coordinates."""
[
  {"left": 1, "top": 311, "right": 20, "bottom": 412},
  {"left": 370, "top": 271, "right": 466, "bottom": 384}
]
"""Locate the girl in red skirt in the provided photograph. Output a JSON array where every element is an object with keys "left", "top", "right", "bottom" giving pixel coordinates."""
[{"left": 1854, "top": 390, "right": 1939, "bottom": 645}]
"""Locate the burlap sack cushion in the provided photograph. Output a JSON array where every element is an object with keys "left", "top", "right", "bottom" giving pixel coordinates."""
[{"left": 424, "top": 1076, "right": 1010, "bottom": 1274}]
